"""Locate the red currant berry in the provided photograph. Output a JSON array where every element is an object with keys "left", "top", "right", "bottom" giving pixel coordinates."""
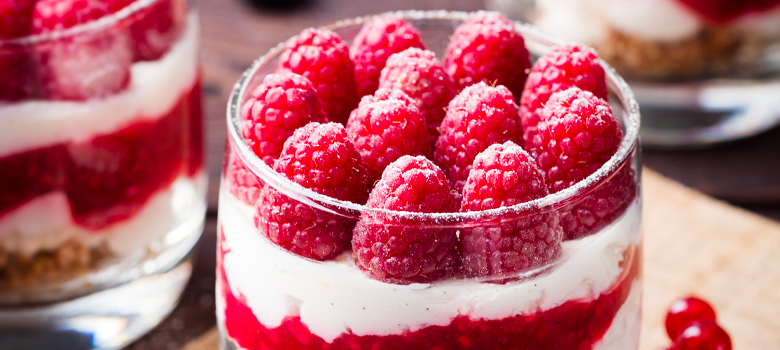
[
  {"left": 666, "top": 296, "right": 717, "bottom": 340},
  {"left": 673, "top": 319, "right": 731, "bottom": 350}
]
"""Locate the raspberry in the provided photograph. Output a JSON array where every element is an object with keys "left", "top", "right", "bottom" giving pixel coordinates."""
[
  {"left": 529, "top": 87, "right": 635, "bottom": 240},
  {"left": 32, "top": 0, "right": 132, "bottom": 100},
  {"left": 434, "top": 82, "right": 523, "bottom": 193},
  {"left": 227, "top": 153, "right": 262, "bottom": 206},
  {"left": 520, "top": 44, "right": 607, "bottom": 147},
  {"left": 345, "top": 88, "right": 430, "bottom": 183},
  {"left": 459, "top": 142, "right": 562, "bottom": 278},
  {"left": 254, "top": 122, "right": 370, "bottom": 260},
  {"left": 350, "top": 15, "right": 425, "bottom": 97},
  {"left": 444, "top": 11, "right": 530, "bottom": 99},
  {"left": 379, "top": 48, "right": 456, "bottom": 146},
  {"left": 126, "top": 0, "right": 188, "bottom": 61},
  {"left": 676, "top": 0, "right": 780, "bottom": 23},
  {"left": 240, "top": 72, "right": 327, "bottom": 167},
  {"left": 352, "top": 156, "right": 459, "bottom": 284},
  {"left": 0, "top": 0, "right": 35, "bottom": 38},
  {"left": 279, "top": 28, "right": 358, "bottom": 124}
]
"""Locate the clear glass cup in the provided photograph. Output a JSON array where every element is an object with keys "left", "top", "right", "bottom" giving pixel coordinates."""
[
  {"left": 489, "top": 0, "right": 780, "bottom": 147},
  {"left": 218, "top": 10, "right": 641, "bottom": 350},
  {"left": 0, "top": 0, "right": 205, "bottom": 347}
]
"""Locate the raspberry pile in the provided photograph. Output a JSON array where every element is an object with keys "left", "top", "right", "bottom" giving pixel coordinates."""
[
  {"left": 352, "top": 156, "right": 459, "bottom": 284},
  {"left": 0, "top": 0, "right": 189, "bottom": 101},
  {"left": 444, "top": 11, "right": 531, "bottom": 99},
  {"left": 232, "top": 11, "right": 635, "bottom": 284},
  {"left": 351, "top": 15, "right": 425, "bottom": 98},
  {"left": 346, "top": 88, "right": 430, "bottom": 182},
  {"left": 520, "top": 44, "right": 607, "bottom": 147},
  {"left": 279, "top": 28, "right": 358, "bottom": 124},
  {"left": 379, "top": 48, "right": 456, "bottom": 146},
  {"left": 254, "top": 122, "right": 370, "bottom": 261}
]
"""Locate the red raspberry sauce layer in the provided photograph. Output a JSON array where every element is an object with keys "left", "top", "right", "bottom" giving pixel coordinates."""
[
  {"left": 219, "top": 228, "right": 640, "bottom": 350},
  {"left": 0, "top": 79, "right": 203, "bottom": 230}
]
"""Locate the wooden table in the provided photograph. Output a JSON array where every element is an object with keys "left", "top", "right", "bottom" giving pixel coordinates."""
[{"left": 125, "top": 0, "right": 780, "bottom": 348}]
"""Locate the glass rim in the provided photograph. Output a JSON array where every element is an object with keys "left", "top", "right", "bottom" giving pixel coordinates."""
[
  {"left": 226, "top": 10, "right": 641, "bottom": 224},
  {"left": 0, "top": 0, "right": 166, "bottom": 46}
]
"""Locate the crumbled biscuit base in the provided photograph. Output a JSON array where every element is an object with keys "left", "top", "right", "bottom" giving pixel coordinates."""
[
  {"left": 595, "top": 26, "right": 769, "bottom": 80},
  {"left": 0, "top": 240, "right": 113, "bottom": 289}
]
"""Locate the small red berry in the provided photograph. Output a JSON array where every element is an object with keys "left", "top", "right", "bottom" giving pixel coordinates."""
[
  {"left": 350, "top": 15, "right": 425, "bottom": 97},
  {"left": 673, "top": 319, "right": 731, "bottom": 350},
  {"left": 352, "top": 156, "right": 459, "bottom": 284},
  {"left": 279, "top": 28, "right": 358, "bottom": 124},
  {"left": 666, "top": 296, "right": 718, "bottom": 340},
  {"left": 444, "top": 11, "right": 531, "bottom": 99}
]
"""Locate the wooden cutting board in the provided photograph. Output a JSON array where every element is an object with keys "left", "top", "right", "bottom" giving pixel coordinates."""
[{"left": 181, "top": 168, "right": 780, "bottom": 350}]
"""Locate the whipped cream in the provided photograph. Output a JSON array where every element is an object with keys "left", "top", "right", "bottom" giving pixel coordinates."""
[
  {"left": 219, "top": 192, "right": 642, "bottom": 343},
  {"left": 529, "top": 0, "right": 780, "bottom": 43},
  {"left": 0, "top": 12, "right": 200, "bottom": 158},
  {"left": 0, "top": 173, "right": 206, "bottom": 257}
]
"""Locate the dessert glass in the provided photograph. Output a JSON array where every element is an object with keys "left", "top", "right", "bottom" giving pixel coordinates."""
[
  {"left": 218, "top": 10, "right": 641, "bottom": 350},
  {"left": 0, "top": 0, "right": 205, "bottom": 347},
  {"left": 489, "top": 0, "right": 780, "bottom": 147}
]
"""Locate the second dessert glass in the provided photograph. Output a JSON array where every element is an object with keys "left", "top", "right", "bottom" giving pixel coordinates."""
[
  {"left": 218, "top": 10, "right": 641, "bottom": 350},
  {"left": 490, "top": 0, "right": 780, "bottom": 147},
  {"left": 0, "top": 0, "right": 205, "bottom": 348}
]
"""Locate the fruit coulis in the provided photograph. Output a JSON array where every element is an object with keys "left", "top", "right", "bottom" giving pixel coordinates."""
[
  {"left": 0, "top": 80, "right": 203, "bottom": 230},
  {"left": 219, "top": 229, "right": 641, "bottom": 350}
]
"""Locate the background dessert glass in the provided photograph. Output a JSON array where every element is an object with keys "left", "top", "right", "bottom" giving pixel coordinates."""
[
  {"left": 489, "top": 0, "right": 780, "bottom": 147},
  {"left": 218, "top": 10, "right": 641, "bottom": 350},
  {"left": 0, "top": 0, "right": 205, "bottom": 348}
]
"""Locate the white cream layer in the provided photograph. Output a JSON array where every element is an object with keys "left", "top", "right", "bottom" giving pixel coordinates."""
[
  {"left": 0, "top": 173, "right": 206, "bottom": 258},
  {"left": 0, "top": 12, "right": 200, "bottom": 158},
  {"left": 220, "top": 192, "right": 642, "bottom": 343},
  {"left": 534, "top": 0, "right": 780, "bottom": 43}
]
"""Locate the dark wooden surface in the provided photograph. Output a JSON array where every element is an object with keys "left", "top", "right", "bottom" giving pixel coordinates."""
[{"left": 124, "top": 0, "right": 780, "bottom": 348}]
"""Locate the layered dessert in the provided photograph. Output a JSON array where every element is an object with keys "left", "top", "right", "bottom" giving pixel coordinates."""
[
  {"left": 0, "top": 0, "right": 204, "bottom": 301},
  {"left": 490, "top": 0, "right": 780, "bottom": 79},
  {"left": 218, "top": 11, "right": 641, "bottom": 350}
]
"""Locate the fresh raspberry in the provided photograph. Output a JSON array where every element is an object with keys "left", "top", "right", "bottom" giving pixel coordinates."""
[
  {"left": 345, "top": 88, "right": 430, "bottom": 183},
  {"left": 352, "top": 156, "right": 459, "bottom": 284},
  {"left": 254, "top": 122, "right": 370, "bottom": 260},
  {"left": 279, "top": 28, "right": 358, "bottom": 124},
  {"left": 529, "top": 87, "right": 635, "bottom": 240},
  {"left": 676, "top": 0, "right": 780, "bottom": 23},
  {"left": 520, "top": 44, "right": 607, "bottom": 147},
  {"left": 0, "top": 0, "right": 36, "bottom": 101},
  {"left": 32, "top": 0, "right": 131, "bottom": 100},
  {"left": 434, "top": 81, "right": 523, "bottom": 193},
  {"left": 379, "top": 48, "right": 456, "bottom": 146},
  {"left": 31, "top": 0, "right": 122, "bottom": 32},
  {"left": 444, "top": 11, "right": 531, "bottom": 99},
  {"left": 241, "top": 72, "right": 328, "bottom": 167},
  {"left": 227, "top": 153, "right": 262, "bottom": 206},
  {"left": 126, "top": 0, "right": 188, "bottom": 61},
  {"left": 350, "top": 15, "right": 425, "bottom": 97},
  {"left": 459, "top": 142, "right": 562, "bottom": 278},
  {"left": 0, "top": 0, "right": 35, "bottom": 38}
]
